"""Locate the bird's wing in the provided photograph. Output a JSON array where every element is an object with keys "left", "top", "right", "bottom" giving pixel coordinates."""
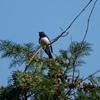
[
  {"left": 50, "top": 45, "right": 53, "bottom": 53},
  {"left": 46, "top": 36, "right": 53, "bottom": 53},
  {"left": 47, "top": 37, "right": 53, "bottom": 53}
]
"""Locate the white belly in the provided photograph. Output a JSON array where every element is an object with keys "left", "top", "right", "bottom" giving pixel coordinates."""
[{"left": 40, "top": 37, "right": 50, "bottom": 47}]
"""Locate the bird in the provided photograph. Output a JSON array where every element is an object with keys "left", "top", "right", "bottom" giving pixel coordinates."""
[{"left": 39, "top": 32, "right": 53, "bottom": 58}]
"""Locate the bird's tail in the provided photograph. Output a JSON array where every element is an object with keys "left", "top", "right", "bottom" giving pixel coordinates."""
[{"left": 49, "top": 53, "right": 53, "bottom": 59}]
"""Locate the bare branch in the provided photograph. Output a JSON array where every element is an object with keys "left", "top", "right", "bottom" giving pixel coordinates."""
[
  {"left": 50, "top": 0, "right": 92, "bottom": 45},
  {"left": 82, "top": 0, "right": 98, "bottom": 43},
  {"left": 71, "top": 0, "right": 98, "bottom": 82},
  {"left": 62, "top": 32, "right": 69, "bottom": 37},
  {"left": 70, "top": 37, "right": 75, "bottom": 83},
  {"left": 59, "top": 26, "right": 63, "bottom": 31},
  {"left": 59, "top": 26, "right": 69, "bottom": 37},
  {"left": 82, "top": 69, "right": 100, "bottom": 82},
  {"left": 59, "top": 27, "right": 69, "bottom": 37},
  {"left": 24, "top": 0, "right": 93, "bottom": 72},
  {"left": 24, "top": 47, "right": 42, "bottom": 73}
]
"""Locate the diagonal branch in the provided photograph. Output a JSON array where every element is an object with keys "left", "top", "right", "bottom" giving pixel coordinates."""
[
  {"left": 82, "top": 69, "right": 100, "bottom": 82},
  {"left": 82, "top": 0, "right": 98, "bottom": 43},
  {"left": 24, "top": 47, "right": 42, "bottom": 72},
  {"left": 50, "top": 0, "right": 92, "bottom": 45},
  {"left": 24, "top": 0, "right": 93, "bottom": 73},
  {"left": 71, "top": 0, "right": 98, "bottom": 82}
]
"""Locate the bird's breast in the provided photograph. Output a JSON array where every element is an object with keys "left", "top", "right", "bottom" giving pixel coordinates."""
[{"left": 40, "top": 37, "right": 50, "bottom": 47}]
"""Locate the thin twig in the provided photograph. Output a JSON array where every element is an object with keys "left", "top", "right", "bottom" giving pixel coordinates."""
[
  {"left": 70, "top": 37, "right": 75, "bottom": 83},
  {"left": 76, "top": 0, "right": 98, "bottom": 84},
  {"left": 24, "top": 47, "right": 42, "bottom": 72},
  {"left": 59, "top": 26, "right": 63, "bottom": 31},
  {"left": 59, "top": 26, "right": 69, "bottom": 37},
  {"left": 82, "top": 69, "right": 100, "bottom": 82},
  {"left": 13, "top": 50, "right": 25, "bottom": 59},
  {"left": 71, "top": 0, "right": 97, "bottom": 82},
  {"left": 82, "top": 0, "right": 98, "bottom": 43},
  {"left": 62, "top": 32, "right": 69, "bottom": 37}
]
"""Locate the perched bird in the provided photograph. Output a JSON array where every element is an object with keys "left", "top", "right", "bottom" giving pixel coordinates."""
[{"left": 39, "top": 32, "right": 53, "bottom": 58}]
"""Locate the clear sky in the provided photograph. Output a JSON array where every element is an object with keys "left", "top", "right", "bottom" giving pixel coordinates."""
[{"left": 0, "top": 0, "right": 100, "bottom": 86}]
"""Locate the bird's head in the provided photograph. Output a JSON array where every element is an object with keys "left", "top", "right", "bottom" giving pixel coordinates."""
[{"left": 39, "top": 32, "right": 45, "bottom": 38}]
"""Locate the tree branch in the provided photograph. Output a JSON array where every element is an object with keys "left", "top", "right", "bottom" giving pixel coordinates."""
[
  {"left": 71, "top": 0, "right": 98, "bottom": 82},
  {"left": 50, "top": 0, "right": 92, "bottom": 45},
  {"left": 24, "top": 0, "right": 93, "bottom": 72},
  {"left": 82, "top": 69, "right": 100, "bottom": 82},
  {"left": 70, "top": 37, "right": 75, "bottom": 83},
  {"left": 82, "top": 0, "right": 98, "bottom": 43},
  {"left": 24, "top": 47, "right": 42, "bottom": 72},
  {"left": 59, "top": 26, "right": 69, "bottom": 37}
]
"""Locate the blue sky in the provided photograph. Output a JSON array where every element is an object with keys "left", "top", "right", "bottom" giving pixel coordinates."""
[{"left": 0, "top": 0, "right": 100, "bottom": 86}]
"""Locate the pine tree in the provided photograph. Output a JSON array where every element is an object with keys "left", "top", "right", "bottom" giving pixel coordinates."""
[
  {"left": 0, "top": 40, "right": 100, "bottom": 100},
  {"left": 0, "top": 1, "right": 99, "bottom": 99}
]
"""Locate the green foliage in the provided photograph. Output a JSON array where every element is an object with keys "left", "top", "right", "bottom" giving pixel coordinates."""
[
  {"left": 0, "top": 40, "right": 40, "bottom": 68},
  {"left": 0, "top": 40, "right": 100, "bottom": 100},
  {"left": 0, "top": 70, "right": 58, "bottom": 100}
]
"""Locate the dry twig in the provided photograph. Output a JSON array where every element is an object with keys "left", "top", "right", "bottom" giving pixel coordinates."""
[
  {"left": 82, "top": 69, "right": 100, "bottom": 82},
  {"left": 72, "top": 0, "right": 98, "bottom": 82},
  {"left": 24, "top": 47, "right": 42, "bottom": 72},
  {"left": 82, "top": 0, "right": 98, "bottom": 43}
]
